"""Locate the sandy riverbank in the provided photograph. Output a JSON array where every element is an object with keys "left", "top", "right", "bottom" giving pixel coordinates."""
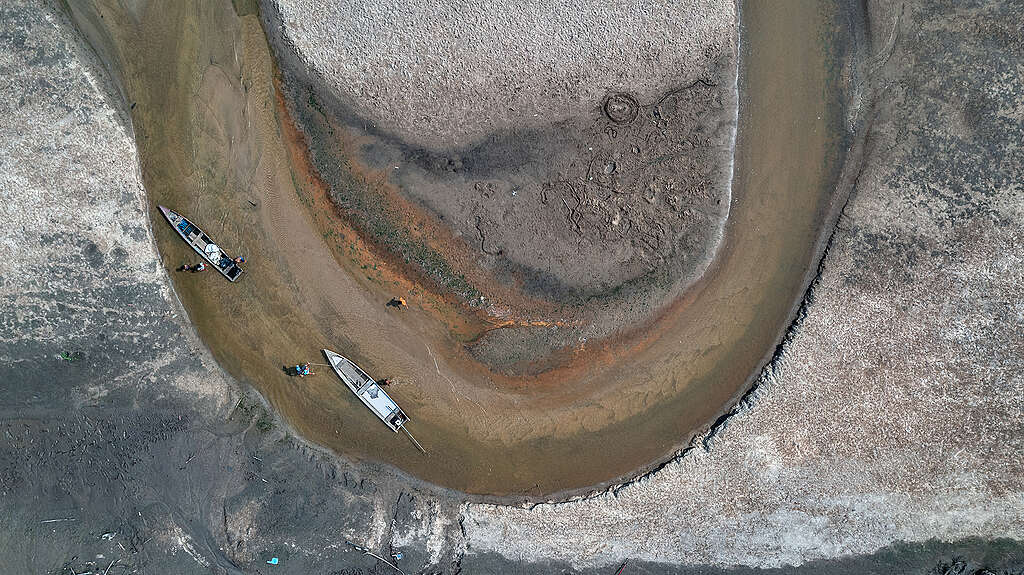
[{"left": 54, "top": 0, "right": 856, "bottom": 495}]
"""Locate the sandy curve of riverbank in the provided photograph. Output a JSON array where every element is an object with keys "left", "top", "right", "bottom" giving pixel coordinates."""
[{"left": 58, "top": 0, "right": 828, "bottom": 495}]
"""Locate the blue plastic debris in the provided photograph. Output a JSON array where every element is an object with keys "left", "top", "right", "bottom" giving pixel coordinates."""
[{"left": 267, "top": 557, "right": 279, "bottom": 565}]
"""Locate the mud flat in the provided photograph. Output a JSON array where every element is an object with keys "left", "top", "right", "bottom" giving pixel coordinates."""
[
  {"left": 56, "top": 0, "right": 856, "bottom": 495},
  {"left": 266, "top": 0, "right": 741, "bottom": 367},
  {"left": 264, "top": 0, "right": 745, "bottom": 366}
]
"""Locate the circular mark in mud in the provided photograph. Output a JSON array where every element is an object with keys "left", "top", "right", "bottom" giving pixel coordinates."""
[{"left": 604, "top": 93, "right": 639, "bottom": 124}]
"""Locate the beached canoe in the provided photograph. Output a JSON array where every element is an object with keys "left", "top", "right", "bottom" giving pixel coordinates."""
[
  {"left": 323, "top": 349, "right": 409, "bottom": 431},
  {"left": 158, "top": 205, "right": 244, "bottom": 282},
  {"left": 322, "top": 349, "right": 426, "bottom": 453}
]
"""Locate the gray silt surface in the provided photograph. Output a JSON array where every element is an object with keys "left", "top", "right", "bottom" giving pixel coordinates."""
[{"left": 269, "top": 0, "right": 735, "bottom": 149}]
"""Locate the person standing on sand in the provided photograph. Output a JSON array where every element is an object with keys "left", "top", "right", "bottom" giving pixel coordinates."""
[{"left": 219, "top": 255, "right": 245, "bottom": 268}]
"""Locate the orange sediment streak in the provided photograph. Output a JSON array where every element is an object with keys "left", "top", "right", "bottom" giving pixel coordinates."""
[
  {"left": 270, "top": 70, "right": 704, "bottom": 387},
  {"left": 270, "top": 72, "right": 588, "bottom": 339}
]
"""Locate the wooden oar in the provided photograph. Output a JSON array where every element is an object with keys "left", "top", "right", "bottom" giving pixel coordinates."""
[{"left": 401, "top": 426, "right": 427, "bottom": 455}]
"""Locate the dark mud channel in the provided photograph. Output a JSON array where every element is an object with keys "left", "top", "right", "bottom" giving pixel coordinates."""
[{"left": 65, "top": 0, "right": 860, "bottom": 495}]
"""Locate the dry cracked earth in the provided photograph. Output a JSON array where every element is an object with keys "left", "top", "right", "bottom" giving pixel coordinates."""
[{"left": 1, "top": 0, "right": 1022, "bottom": 574}]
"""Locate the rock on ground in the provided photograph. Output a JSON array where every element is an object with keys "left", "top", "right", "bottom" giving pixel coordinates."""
[{"left": 460, "top": 0, "right": 1024, "bottom": 568}]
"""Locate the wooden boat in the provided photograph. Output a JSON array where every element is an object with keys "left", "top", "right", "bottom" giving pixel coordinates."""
[
  {"left": 158, "top": 205, "right": 244, "bottom": 282},
  {"left": 322, "top": 348, "right": 426, "bottom": 453}
]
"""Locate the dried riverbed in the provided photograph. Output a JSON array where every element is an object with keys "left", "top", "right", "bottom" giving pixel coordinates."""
[
  {"left": 6, "top": 0, "right": 1022, "bottom": 572},
  {"left": 66, "top": 0, "right": 854, "bottom": 495}
]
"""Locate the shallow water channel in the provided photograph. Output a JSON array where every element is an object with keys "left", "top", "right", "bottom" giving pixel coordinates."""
[{"left": 66, "top": 0, "right": 855, "bottom": 495}]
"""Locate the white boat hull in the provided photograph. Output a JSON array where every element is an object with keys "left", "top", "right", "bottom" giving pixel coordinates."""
[
  {"left": 158, "top": 205, "right": 244, "bottom": 282},
  {"left": 322, "top": 349, "right": 409, "bottom": 432}
]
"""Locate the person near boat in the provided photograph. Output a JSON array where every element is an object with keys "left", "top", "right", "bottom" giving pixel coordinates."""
[
  {"left": 294, "top": 363, "right": 313, "bottom": 377},
  {"left": 159, "top": 206, "right": 244, "bottom": 282},
  {"left": 219, "top": 255, "right": 246, "bottom": 268},
  {"left": 321, "top": 348, "right": 426, "bottom": 453}
]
